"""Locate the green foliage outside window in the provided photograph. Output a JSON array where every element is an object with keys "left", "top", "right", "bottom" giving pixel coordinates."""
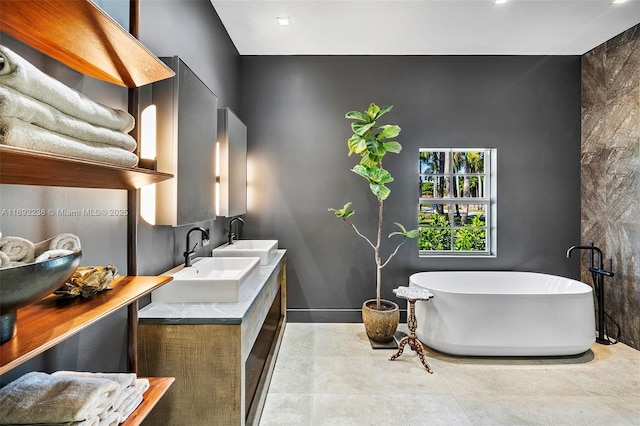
[{"left": 418, "top": 212, "right": 486, "bottom": 252}]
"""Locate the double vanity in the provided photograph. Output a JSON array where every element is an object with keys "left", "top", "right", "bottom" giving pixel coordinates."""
[{"left": 137, "top": 241, "right": 286, "bottom": 426}]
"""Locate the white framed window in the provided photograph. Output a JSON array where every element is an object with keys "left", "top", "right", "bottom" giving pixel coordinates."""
[{"left": 419, "top": 148, "right": 497, "bottom": 257}]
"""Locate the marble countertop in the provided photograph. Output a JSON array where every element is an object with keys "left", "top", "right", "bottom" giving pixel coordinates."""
[{"left": 138, "top": 250, "right": 286, "bottom": 325}]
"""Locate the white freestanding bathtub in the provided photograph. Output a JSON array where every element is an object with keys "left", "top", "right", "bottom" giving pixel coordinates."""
[{"left": 410, "top": 271, "right": 595, "bottom": 356}]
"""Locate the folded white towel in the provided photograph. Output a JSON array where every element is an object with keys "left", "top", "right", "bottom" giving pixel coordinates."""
[
  {"left": 52, "top": 371, "right": 136, "bottom": 390},
  {"left": 51, "top": 372, "right": 146, "bottom": 424},
  {"left": 118, "top": 394, "right": 143, "bottom": 423},
  {"left": 54, "top": 371, "right": 132, "bottom": 412},
  {"left": 0, "top": 371, "right": 119, "bottom": 424},
  {"left": 0, "top": 236, "right": 35, "bottom": 263},
  {"left": 98, "top": 410, "right": 120, "bottom": 426},
  {"left": 117, "top": 378, "right": 149, "bottom": 422},
  {"left": 0, "top": 45, "right": 134, "bottom": 132},
  {"left": 35, "top": 249, "right": 73, "bottom": 262},
  {"left": 0, "top": 84, "right": 137, "bottom": 152},
  {"left": 0, "top": 117, "right": 139, "bottom": 167}
]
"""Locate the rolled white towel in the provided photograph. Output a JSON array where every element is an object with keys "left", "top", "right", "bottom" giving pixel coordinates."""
[
  {"left": 35, "top": 234, "right": 81, "bottom": 257},
  {"left": 0, "top": 371, "right": 119, "bottom": 424},
  {"left": 0, "top": 251, "right": 10, "bottom": 268},
  {"left": 0, "top": 117, "right": 139, "bottom": 167},
  {"left": 50, "top": 233, "right": 82, "bottom": 252},
  {"left": 35, "top": 249, "right": 73, "bottom": 262},
  {"left": 0, "top": 84, "right": 137, "bottom": 151},
  {"left": 0, "top": 45, "right": 135, "bottom": 132},
  {"left": 0, "top": 236, "right": 35, "bottom": 263}
]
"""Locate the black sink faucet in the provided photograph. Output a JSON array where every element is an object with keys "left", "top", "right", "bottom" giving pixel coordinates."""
[
  {"left": 184, "top": 227, "right": 209, "bottom": 267},
  {"left": 227, "top": 217, "right": 245, "bottom": 245}
]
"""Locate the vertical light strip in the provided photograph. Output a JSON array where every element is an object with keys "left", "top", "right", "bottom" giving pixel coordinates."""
[
  {"left": 215, "top": 141, "right": 220, "bottom": 216},
  {"left": 140, "top": 105, "right": 157, "bottom": 225}
]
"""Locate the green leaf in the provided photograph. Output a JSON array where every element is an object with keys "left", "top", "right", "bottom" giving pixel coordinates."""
[
  {"left": 366, "top": 103, "right": 380, "bottom": 119},
  {"left": 351, "top": 165, "right": 393, "bottom": 185},
  {"left": 376, "top": 124, "right": 401, "bottom": 140},
  {"left": 369, "top": 182, "right": 391, "bottom": 200},
  {"left": 388, "top": 222, "right": 419, "bottom": 239},
  {"left": 360, "top": 152, "right": 382, "bottom": 168},
  {"left": 347, "top": 135, "right": 367, "bottom": 155},
  {"left": 394, "top": 222, "right": 407, "bottom": 233},
  {"left": 328, "top": 202, "right": 355, "bottom": 218},
  {"left": 351, "top": 164, "right": 370, "bottom": 180},
  {"left": 405, "top": 229, "right": 420, "bottom": 239},
  {"left": 382, "top": 141, "right": 402, "bottom": 154},
  {"left": 369, "top": 167, "right": 393, "bottom": 184},
  {"left": 365, "top": 137, "right": 384, "bottom": 156},
  {"left": 352, "top": 121, "right": 375, "bottom": 136},
  {"left": 375, "top": 105, "right": 393, "bottom": 119},
  {"left": 345, "top": 111, "right": 370, "bottom": 122}
]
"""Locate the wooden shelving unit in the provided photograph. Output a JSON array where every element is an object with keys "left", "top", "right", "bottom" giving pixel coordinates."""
[
  {"left": 0, "top": 146, "right": 173, "bottom": 190},
  {"left": 0, "top": 276, "right": 174, "bottom": 425},
  {"left": 0, "top": 0, "right": 174, "bottom": 88},
  {"left": 0, "top": 276, "right": 172, "bottom": 375},
  {"left": 1, "top": 1, "right": 176, "bottom": 422},
  {"left": 0, "top": 0, "right": 175, "bottom": 189}
]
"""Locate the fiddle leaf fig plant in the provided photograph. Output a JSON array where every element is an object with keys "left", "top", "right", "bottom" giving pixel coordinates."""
[{"left": 329, "top": 103, "right": 418, "bottom": 310}]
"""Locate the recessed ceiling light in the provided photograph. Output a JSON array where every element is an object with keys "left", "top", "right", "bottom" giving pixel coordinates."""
[
  {"left": 611, "top": 0, "right": 627, "bottom": 3},
  {"left": 493, "top": 0, "right": 509, "bottom": 4},
  {"left": 276, "top": 17, "right": 291, "bottom": 26}
]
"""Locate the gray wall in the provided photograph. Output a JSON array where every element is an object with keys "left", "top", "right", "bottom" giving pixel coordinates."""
[
  {"left": 0, "top": 0, "right": 239, "bottom": 384},
  {"left": 581, "top": 24, "right": 640, "bottom": 350},
  {"left": 136, "top": 0, "right": 242, "bottom": 277},
  {"left": 239, "top": 55, "right": 582, "bottom": 321}
]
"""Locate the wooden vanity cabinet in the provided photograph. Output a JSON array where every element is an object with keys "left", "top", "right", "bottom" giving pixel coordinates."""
[{"left": 138, "top": 255, "right": 287, "bottom": 426}]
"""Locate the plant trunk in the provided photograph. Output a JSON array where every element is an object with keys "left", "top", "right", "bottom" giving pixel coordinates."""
[{"left": 375, "top": 197, "right": 383, "bottom": 310}]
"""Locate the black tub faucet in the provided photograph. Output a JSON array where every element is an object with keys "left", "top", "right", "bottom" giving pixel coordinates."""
[
  {"left": 566, "top": 243, "right": 613, "bottom": 276},
  {"left": 566, "top": 242, "right": 615, "bottom": 345},
  {"left": 184, "top": 227, "right": 209, "bottom": 267}
]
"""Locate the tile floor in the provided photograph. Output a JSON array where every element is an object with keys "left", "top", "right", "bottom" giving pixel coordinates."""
[{"left": 259, "top": 323, "right": 640, "bottom": 426}]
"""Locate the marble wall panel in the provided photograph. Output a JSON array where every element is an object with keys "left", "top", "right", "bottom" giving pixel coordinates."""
[
  {"left": 581, "top": 24, "right": 640, "bottom": 350},
  {"left": 606, "top": 26, "right": 640, "bottom": 100},
  {"left": 582, "top": 44, "right": 607, "bottom": 108}
]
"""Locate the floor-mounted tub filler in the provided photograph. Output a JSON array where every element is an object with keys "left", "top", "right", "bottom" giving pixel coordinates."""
[{"left": 410, "top": 271, "right": 595, "bottom": 357}]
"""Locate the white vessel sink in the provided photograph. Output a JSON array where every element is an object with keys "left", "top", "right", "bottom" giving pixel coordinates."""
[
  {"left": 152, "top": 257, "right": 260, "bottom": 303},
  {"left": 212, "top": 240, "right": 278, "bottom": 265}
]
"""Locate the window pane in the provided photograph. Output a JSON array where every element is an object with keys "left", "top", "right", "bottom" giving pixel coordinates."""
[
  {"left": 419, "top": 175, "right": 449, "bottom": 198},
  {"left": 462, "top": 176, "right": 485, "bottom": 198},
  {"left": 419, "top": 203, "right": 451, "bottom": 225},
  {"left": 454, "top": 227, "right": 487, "bottom": 251},
  {"left": 452, "top": 151, "right": 485, "bottom": 174},
  {"left": 451, "top": 203, "right": 486, "bottom": 225},
  {"left": 419, "top": 151, "right": 447, "bottom": 174}
]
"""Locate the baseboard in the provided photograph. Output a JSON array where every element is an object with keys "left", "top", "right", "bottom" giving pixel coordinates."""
[{"left": 287, "top": 309, "right": 407, "bottom": 323}]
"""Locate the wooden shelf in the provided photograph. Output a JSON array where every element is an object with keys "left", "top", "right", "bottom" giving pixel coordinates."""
[
  {"left": 0, "top": 0, "right": 174, "bottom": 88},
  {"left": 123, "top": 377, "right": 175, "bottom": 426},
  {"left": 0, "top": 275, "right": 172, "bottom": 375},
  {"left": 0, "top": 146, "right": 173, "bottom": 189}
]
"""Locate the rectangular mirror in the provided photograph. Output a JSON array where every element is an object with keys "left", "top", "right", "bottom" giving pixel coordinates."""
[
  {"left": 217, "top": 108, "right": 247, "bottom": 217},
  {"left": 153, "top": 56, "right": 218, "bottom": 226}
]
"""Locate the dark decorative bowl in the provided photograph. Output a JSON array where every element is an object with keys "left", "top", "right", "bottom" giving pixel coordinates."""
[{"left": 0, "top": 251, "right": 82, "bottom": 344}]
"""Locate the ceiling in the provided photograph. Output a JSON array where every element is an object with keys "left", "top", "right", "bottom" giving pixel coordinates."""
[{"left": 210, "top": 0, "right": 640, "bottom": 55}]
